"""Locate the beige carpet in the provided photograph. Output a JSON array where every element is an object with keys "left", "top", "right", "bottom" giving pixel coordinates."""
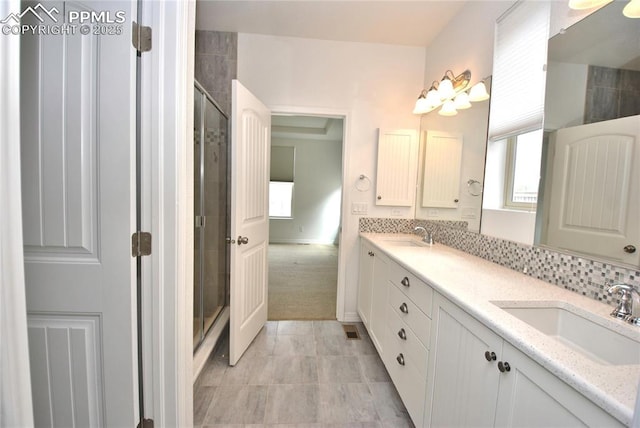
[{"left": 268, "top": 243, "right": 338, "bottom": 320}]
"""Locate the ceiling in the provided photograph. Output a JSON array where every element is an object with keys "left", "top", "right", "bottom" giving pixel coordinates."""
[
  {"left": 548, "top": 0, "right": 640, "bottom": 71},
  {"left": 195, "top": 1, "right": 467, "bottom": 47},
  {"left": 272, "top": 115, "right": 344, "bottom": 141}
]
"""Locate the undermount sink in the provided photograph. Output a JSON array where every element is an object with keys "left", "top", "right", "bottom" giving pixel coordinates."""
[
  {"left": 380, "top": 237, "right": 430, "bottom": 247},
  {"left": 493, "top": 301, "right": 640, "bottom": 366}
]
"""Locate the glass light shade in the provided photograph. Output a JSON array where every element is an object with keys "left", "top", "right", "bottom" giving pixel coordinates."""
[
  {"left": 468, "top": 81, "right": 490, "bottom": 102},
  {"left": 438, "top": 78, "right": 455, "bottom": 100},
  {"left": 568, "top": 0, "right": 610, "bottom": 9},
  {"left": 623, "top": 0, "right": 640, "bottom": 17},
  {"left": 426, "top": 88, "right": 441, "bottom": 107},
  {"left": 438, "top": 100, "right": 458, "bottom": 116},
  {"left": 413, "top": 97, "right": 432, "bottom": 115},
  {"left": 454, "top": 92, "right": 471, "bottom": 109}
]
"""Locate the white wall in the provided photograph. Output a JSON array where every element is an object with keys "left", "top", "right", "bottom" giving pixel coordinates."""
[
  {"left": 270, "top": 136, "right": 342, "bottom": 244},
  {"left": 238, "top": 34, "right": 424, "bottom": 320},
  {"left": 544, "top": 62, "right": 588, "bottom": 130},
  {"left": 415, "top": 1, "right": 512, "bottom": 232}
]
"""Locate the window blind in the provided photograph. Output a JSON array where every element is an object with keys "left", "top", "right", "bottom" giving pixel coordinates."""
[
  {"left": 488, "top": 1, "right": 550, "bottom": 142},
  {"left": 270, "top": 146, "right": 295, "bottom": 181}
]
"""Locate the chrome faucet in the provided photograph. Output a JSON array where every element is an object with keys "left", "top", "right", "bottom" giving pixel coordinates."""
[
  {"left": 414, "top": 226, "right": 433, "bottom": 245},
  {"left": 607, "top": 283, "right": 640, "bottom": 325}
]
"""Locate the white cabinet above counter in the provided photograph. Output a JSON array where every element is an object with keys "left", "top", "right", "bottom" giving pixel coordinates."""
[{"left": 359, "top": 233, "right": 640, "bottom": 427}]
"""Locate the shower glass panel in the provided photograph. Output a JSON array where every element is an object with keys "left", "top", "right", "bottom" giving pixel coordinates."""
[
  {"left": 194, "top": 86, "right": 203, "bottom": 349},
  {"left": 193, "top": 81, "right": 229, "bottom": 351}
]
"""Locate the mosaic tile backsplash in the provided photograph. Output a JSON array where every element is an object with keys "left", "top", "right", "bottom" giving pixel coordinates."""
[{"left": 359, "top": 218, "right": 640, "bottom": 309}]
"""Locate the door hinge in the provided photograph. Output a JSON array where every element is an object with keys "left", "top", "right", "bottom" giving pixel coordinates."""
[
  {"left": 132, "top": 21, "right": 152, "bottom": 53},
  {"left": 132, "top": 231, "right": 152, "bottom": 257},
  {"left": 137, "top": 419, "right": 154, "bottom": 428}
]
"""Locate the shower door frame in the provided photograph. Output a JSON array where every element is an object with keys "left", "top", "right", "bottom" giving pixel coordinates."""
[{"left": 193, "top": 80, "right": 230, "bottom": 351}]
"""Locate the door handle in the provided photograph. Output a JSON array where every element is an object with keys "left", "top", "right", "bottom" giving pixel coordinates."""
[{"left": 237, "top": 236, "right": 249, "bottom": 245}]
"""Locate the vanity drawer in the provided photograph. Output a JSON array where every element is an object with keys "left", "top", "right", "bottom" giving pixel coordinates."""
[
  {"left": 384, "top": 335, "right": 427, "bottom": 426},
  {"left": 386, "top": 303, "right": 428, "bottom": 377},
  {"left": 389, "top": 262, "right": 433, "bottom": 317},
  {"left": 388, "top": 283, "right": 431, "bottom": 347}
]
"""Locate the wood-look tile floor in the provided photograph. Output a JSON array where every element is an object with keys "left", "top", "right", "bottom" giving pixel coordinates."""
[{"left": 194, "top": 320, "right": 415, "bottom": 428}]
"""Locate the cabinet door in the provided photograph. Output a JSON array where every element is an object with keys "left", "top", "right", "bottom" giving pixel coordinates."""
[
  {"left": 426, "top": 294, "right": 503, "bottom": 427},
  {"left": 369, "top": 251, "right": 389, "bottom": 355},
  {"left": 357, "top": 241, "right": 375, "bottom": 328},
  {"left": 495, "top": 342, "right": 624, "bottom": 428},
  {"left": 375, "top": 129, "right": 418, "bottom": 206},
  {"left": 421, "top": 130, "right": 463, "bottom": 208}
]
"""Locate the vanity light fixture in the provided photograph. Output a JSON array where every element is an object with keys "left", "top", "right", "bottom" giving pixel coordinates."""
[
  {"left": 468, "top": 79, "right": 490, "bottom": 102},
  {"left": 413, "top": 69, "right": 490, "bottom": 116},
  {"left": 623, "top": 0, "right": 640, "bottom": 17},
  {"left": 568, "top": 0, "right": 638, "bottom": 18}
]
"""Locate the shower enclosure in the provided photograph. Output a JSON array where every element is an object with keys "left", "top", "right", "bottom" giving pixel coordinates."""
[{"left": 193, "top": 81, "right": 229, "bottom": 351}]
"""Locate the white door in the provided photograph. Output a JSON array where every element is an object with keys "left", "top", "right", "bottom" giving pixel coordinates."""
[
  {"left": 21, "top": 1, "right": 138, "bottom": 426},
  {"left": 546, "top": 115, "right": 640, "bottom": 265},
  {"left": 229, "top": 80, "right": 271, "bottom": 366}
]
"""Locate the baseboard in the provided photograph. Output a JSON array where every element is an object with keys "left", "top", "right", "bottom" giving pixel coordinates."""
[
  {"left": 340, "top": 311, "right": 362, "bottom": 323},
  {"left": 193, "top": 307, "right": 229, "bottom": 383},
  {"left": 269, "top": 238, "right": 338, "bottom": 245}
]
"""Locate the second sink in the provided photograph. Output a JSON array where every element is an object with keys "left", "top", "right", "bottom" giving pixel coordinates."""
[{"left": 493, "top": 301, "right": 640, "bottom": 366}]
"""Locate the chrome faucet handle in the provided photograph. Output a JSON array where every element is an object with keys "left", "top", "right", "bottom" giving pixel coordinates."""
[
  {"left": 607, "top": 283, "right": 640, "bottom": 319},
  {"left": 414, "top": 226, "right": 433, "bottom": 245}
]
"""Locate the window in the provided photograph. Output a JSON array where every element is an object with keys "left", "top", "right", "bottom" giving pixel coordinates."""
[
  {"left": 504, "top": 129, "right": 543, "bottom": 210},
  {"left": 269, "top": 181, "right": 294, "bottom": 218},
  {"left": 270, "top": 146, "right": 295, "bottom": 219}
]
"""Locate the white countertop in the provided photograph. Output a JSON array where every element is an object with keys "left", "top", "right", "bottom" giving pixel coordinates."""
[{"left": 361, "top": 232, "right": 640, "bottom": 426}]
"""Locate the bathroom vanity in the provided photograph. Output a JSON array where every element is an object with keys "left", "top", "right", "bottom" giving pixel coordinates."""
[{"left": 358, "top": 233, "right": 640, "bottom": 427}]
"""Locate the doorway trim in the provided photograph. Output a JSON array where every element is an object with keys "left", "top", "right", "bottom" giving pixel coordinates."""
[{"left": 269, "top": 105, "right": 352, "bottom": 322}]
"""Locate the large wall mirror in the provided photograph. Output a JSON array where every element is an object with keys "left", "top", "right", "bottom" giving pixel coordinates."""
[{"left": 536, "top": 0, "right": 640, "bottom": 268}]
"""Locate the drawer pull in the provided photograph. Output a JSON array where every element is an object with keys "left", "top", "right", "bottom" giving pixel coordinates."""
[
  {"left": 498, "top": 361, "right": 511, "bottom": 373},
  {"left": 400, "top": 276, "right": 410, "bottom": 287},
  {"left": 397, "top": 328, "right": 407, "bottom": 340},
  {"left": 484, "top": 351, "right": 496, "bottom": 362},
  {"left": 399, "top": 303, "right": 409, "bottom": 314},
  {"left": 396, "top": 353, "right": 405, "bottom": 366}
]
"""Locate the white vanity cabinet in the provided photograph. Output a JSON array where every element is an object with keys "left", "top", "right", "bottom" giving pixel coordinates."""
[
  {"left": 425, "top": 293, "right": 624, "bottom": 428},
  {"left": 356, "top": 240, "right": 389, "bottom": 354},
  {"left": 383, "top": 260, "right": 433, "bottom": 425}
]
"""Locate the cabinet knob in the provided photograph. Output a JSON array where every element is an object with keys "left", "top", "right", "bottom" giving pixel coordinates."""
[
  {"left": 497, "top": 361, "right": 511, "bottom": 373},
  {"left": 484, "top": 351, "right": 496, "bottom": 362},
  {"left": 624, "top": 245, "right": 636, "bottom": 254},
  {"left": 400, "top": 277, "right": 410, "bottom": 287},
  {"left": 396, "top": 353, "right": 405, "bottom": 366},
  {"left": 399, "top": 303, "right": 409, "bottom": 314},
  {"left": 397, "top": 328, "right": 407, "bottom": 340},
  {"left": 377, "top": 195, "right": 382, "bottom": 200},
  {"left": 368, "top": 251, "right": 374, "bottom": 257}
]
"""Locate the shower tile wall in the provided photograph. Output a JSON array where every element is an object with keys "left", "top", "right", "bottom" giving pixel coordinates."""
[
  {"left": 585, "top": 65, "right": 640, "bottom": 124},
  {"left": 359, "top": 218, "right": 639, "bottom": 309},
  {"left": 195, "top": 31, "right": 238, "bottom": 115}
]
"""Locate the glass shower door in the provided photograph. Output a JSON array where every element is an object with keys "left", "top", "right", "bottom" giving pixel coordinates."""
[
  {"left": 193, "top": 86, "right": 203, "bottom": 349},
  {"left": 194, "top": 81, "right": 229, "bottom": 351},
  {"left": 201, "top": 94, "right": 227, "bottom": 336}
]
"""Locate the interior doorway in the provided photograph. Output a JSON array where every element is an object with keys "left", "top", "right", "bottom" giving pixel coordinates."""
[{"left": 268, "top": 115, "right": 344, "bottom": 320}]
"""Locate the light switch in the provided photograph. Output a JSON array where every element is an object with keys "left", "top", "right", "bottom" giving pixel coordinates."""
[
  {"left": 461, "top": 207, "right": 476, "bottom": 219},
  {"left": 351, "top": 202, "right": 368, "bottom": 215}
]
